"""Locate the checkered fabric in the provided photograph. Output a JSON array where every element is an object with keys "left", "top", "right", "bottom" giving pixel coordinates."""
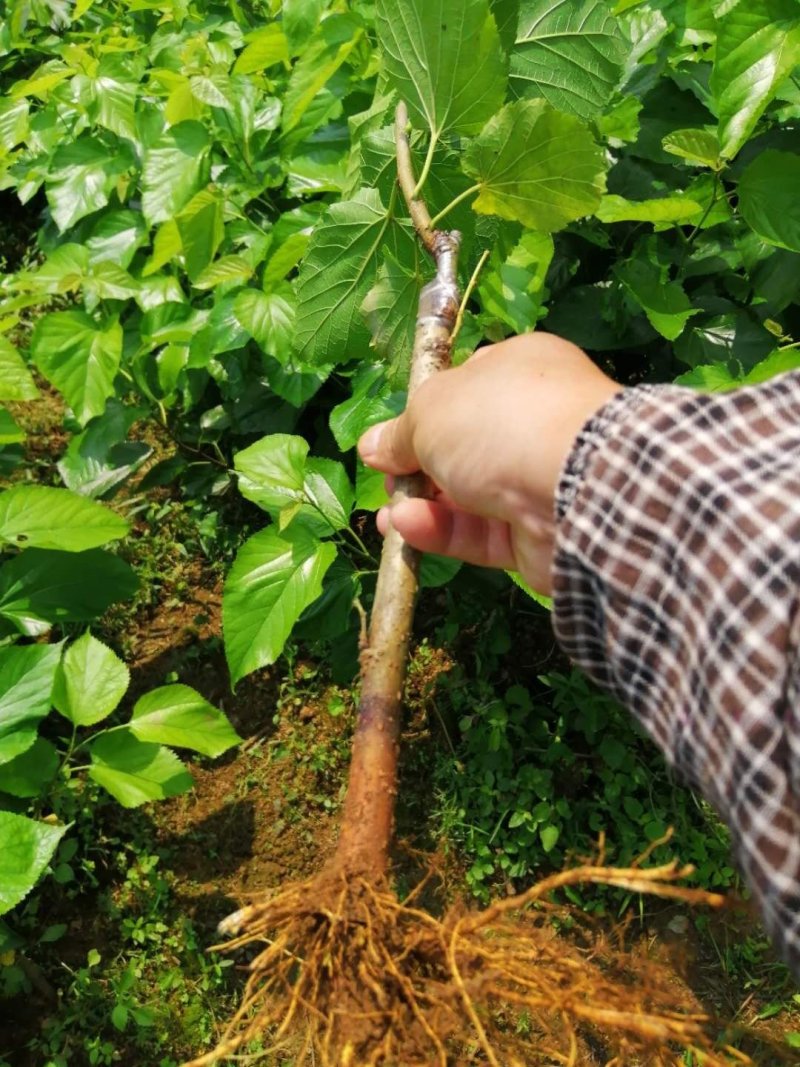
[{"left": 552, "top": 373, "right": 800, "bottom": 976}]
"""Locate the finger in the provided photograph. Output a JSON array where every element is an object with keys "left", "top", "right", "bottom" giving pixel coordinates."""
[
  {"left": 379, "top": 498, "right": 517, "bottom": 571},
  {"left": 358, "top": 416, "right": 419, "bottom": 475}
]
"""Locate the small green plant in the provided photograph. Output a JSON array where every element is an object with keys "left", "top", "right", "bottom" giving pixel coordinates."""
[{"left": 0, "top": 481, "right": 240, "bottom": 937}]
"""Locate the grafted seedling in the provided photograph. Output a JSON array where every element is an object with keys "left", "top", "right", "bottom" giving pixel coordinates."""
[{"left": 182, "top": 106, "right": 773, "bottom": 1067}]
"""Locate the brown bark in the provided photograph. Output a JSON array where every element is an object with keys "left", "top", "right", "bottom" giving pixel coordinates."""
[{"left": 333, "top": 106, "right": 461, "bottom": 878}]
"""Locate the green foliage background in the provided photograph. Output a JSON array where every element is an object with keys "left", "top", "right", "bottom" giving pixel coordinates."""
[{"left": 2, "top": 0, "right": 800, "bottom": 1056}]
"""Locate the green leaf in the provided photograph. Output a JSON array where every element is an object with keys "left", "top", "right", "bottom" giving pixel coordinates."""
[
  {"left": 738, "top": 150, "right": 800, "bottom": 253},
  {"left": 462, "top": 99, "right": 607, "bottom": 231},
  {"left": 86, "top": 210, "right": 147, "bottom": 269},
  {"left": 88, "top": 732, "right": 193, "bottom": 808},
  {"left": 419, "top": 554, "right": 462, "bottom": 588},
  {"left": 92, "top": 74, "right": 138, "bottom": 141},
  {"left": 175, "top": 188, "right": 225, "bottom": 283},
  {"left": 0, "top": 336, "right": 38, "bottom": 401},
  {"left": 0, "top": 643, "right": 62, "bottom": 767},
  {"left": 52, "top": 632, "right": 129, "bottom": 727},
  {"left": 223, "top": 526, "right": 337, "bottom": 686},
  {"left": 0, "top": 812, "right": 65, "bottom": 915},
  {"left": 595, "top": 195, "right": 703, "bottom": 224},
  {"left": 674, "top": 362, "right": 740, "bottom": 391},
  {"left": 31, "top": 310, "right": 122, "bottom": 426},
  {"left": 234, "top": 434, "right": 308, "bottom": 513},
  {"left": 361, "top": 250, "right": 420, "bottom": 379},
  {"left": 0, "top": 739, "right": 59, "bottom": 798},
  {"left": 661, "top": 127, "right": 721, "bottom": 168},
  {"left": 539, "top": 824, "right": 560, "bottom": 852},
  {"left": 141, "top": 121, "right": 211, "bottom": 226},
  {"left": 193, "top": 255, "right": 253, "bottom": 291},
  {"left": 711, "top": 0, "right": 800, "bottom": 159},
  {"left": 0, "top": 97, "right": 29, "bottom": 150},
  {"left": 511, "top": 0, "right": 628, "bottom": 119},
  {"left": 303, "top": 458, "right": 354, "bottom": 534},
  {"left": 281, "top": 13, "right": 362, "bottom": 135},
  {"left": 130, "top": 684, "right": 241, "bottom": 757},
  {"left": 0, "top": 408, "right": 24, "bottom": 445},
  {"left": 45, "top": 135, "right": 129, "bottom": 232},
  {"left": 57, "top": 400, "right": 152, "bottom": 499},
  {"left": 0, "top": 548, "right": 138, "bottom": 634},
  {"left": 234, "top": 24, "right": 289, "bottom": 74},
  {"left": 234, "top": 289, "right": 295, "bottom": 364},
  {"left": 375, "top": 0, "right": 507, "bottom": 137},
  {"left": 329, "top": 365, "right": 405, "bottom": 451},
  {"left": 294, "top": 189, "right": 394, "bottom": 365},
  {"left": 617, "top": 261, "right": 698, "bottom": 340},
  {"left": 0, "top": 485, "right": 128, "bottom": 551},
  {"left": 478, "top": 231, "right": 554, "bottom": 333}
]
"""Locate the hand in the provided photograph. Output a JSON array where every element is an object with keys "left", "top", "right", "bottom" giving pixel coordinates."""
[{"left": 357, "top": 333, "right": 619, "bottom": 594}]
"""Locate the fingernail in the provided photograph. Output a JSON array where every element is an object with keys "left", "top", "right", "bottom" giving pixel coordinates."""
[{"left": 359, "top": 423, "right": 384, "bottom": 458}]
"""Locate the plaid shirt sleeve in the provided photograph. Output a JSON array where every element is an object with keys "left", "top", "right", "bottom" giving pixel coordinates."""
[{"left": 551, "top": 372, "right": 800, "bottom": 976}]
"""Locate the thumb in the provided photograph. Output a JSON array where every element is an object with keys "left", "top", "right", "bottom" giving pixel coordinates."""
[{"left": 358, "top": 414, "right": 419, "bottom": 475}]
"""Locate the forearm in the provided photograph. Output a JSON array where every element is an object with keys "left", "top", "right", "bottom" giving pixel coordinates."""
[{"left": 552, "top": 373, "right": 800, "bottom": 974}]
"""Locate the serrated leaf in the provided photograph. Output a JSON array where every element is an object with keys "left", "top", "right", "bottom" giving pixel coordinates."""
[
  {"left": 190, "top": 73, "right": 233, "bottom": 110},
  {"left": 0, "top": 485, "right": 128, "bottom": 552},
  {"left": 0, "top": 739, "right": 59, "bottom": 798},
  {"left": 711, "top": 0, "right": 800, "bottom": 159},
  {"left": 0, "top": 644, "right": 62, "bottom": 767},
  {"left": 329, "top": 365, "right": 405, "bottom": 451},
  {"left": 234, "top": 288, "right": 295, "bottom": 362},
  {"left": 738, "top": 150, "right": 800, "bottom": 253},
  {"left": 661, "top": 127, "right": 721, "bottom": 168},
  {"left": 361, "top": 250, "right": 419, "bottom": 377},
  {"left": 462, "top": 99, "right": 607, "bottom": 231},
  {"left": 0, "top": 812, "right": 65, "bottom": 915},
  {"left": 223, "top": 526, "right": 337, "bottom": 685},
  {"left": 617, "top": 261, "right": 698, "bottom": 340},
  {"left": 52, "top": 633, "right": 129, "bottom": 727},
  {"left": 175, "top": 188, "right": 225, "bottom": 283},
  {"left": 511, "top": 0, "right": 628, "bottom": 119},
  {"left": 193, "top": 255, "right": 253, "bottom": 290},
  {"left": 0, "top": 337, "right": 38, "bottom": 402},
  {"left": 31, "top": 310, "right": 122, "bottom": 426},
  {"left": 282, "top": 14, "right": 362, "bottom": 134},
  {"left": 674, "top": 362, "right": 740, "bottom": 391},
  {"left": 0, "top": 98, "right": 29, "bottom": 150},
  {"left": 57, "top": 400, "right": 152, "bottom": 499},
  {"left": 303, "top": 458, "right": 354, "bottom": 533},
  {"left": 141, "top": 121, "right": 211, "bottom": 225},
  {"left": 596, "top": 195, "right": 703, "bottom": 223},
  {"left": 478, "top": 231, "right": 554, "bottom": 333},
  {"left": 86, "top": 206, "right": 149, "bottom": 266},
  {"left": 45, "top": 136, "right": 128, "bottom": 232},
  {"left": 0, "top": 548, "right": 137, "bottom": 635},
  {"left": 93, "top": 76, "right": 138, "bottom": 141},
  {"left": 234, "top": 25, "right": 289, "bottom": 74},
  {"left": 375, "top": 0, "right": 507, "bottom": 138},
  {"left": 234, "top": 433, "right": 308, "bottom": 512},
  {"left": 88, "top": 732, "right": 193, "bottom": 808},
  {"left": 19, "top": 243, "right": 89, "bottom": 295},
  {"left": 130, "top": 684, "right": 240, "bottom": 757},
  {"left": 294, "top": 189, "right": 394, "bottom": 364}
]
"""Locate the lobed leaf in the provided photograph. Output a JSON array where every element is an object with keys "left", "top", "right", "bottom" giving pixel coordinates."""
[{"left": 462, "top": 99, "right": 607, "bottom": 231}]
